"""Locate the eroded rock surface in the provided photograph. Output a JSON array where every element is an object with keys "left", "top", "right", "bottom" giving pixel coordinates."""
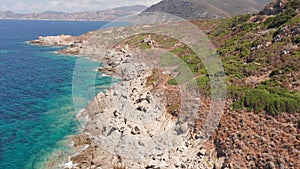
[{"left": 64, "top": 46, "right": 217, "bottom": 168}]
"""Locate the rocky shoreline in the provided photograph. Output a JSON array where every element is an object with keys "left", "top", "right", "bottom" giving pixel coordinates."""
[
  {"left": 30, "top": 17, "right": 300, "bottom": 168},
  {"left": 31, "top": 27, "right": 222, "bottom": 169}
]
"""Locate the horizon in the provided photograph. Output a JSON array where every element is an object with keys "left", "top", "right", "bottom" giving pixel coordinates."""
[
  {"left": 0, "top": 4, "right": 149, "bottom": 14},
  {"left": 0, "top": 0, "right": 160, "bottom": 13}
]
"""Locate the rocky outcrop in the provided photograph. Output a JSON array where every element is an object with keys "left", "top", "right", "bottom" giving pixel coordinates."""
[
  {"left": 30, "top": 32, "right": 95, "bottom": 55},
  {"left": 30, "top": 35, "right": 77, "bottom": 46},
  {"left": 259, "top": 0, "right": 299, "bottom": 15},
  {"left": 64, "top": 47, "right": 217, "bottom": 168}
]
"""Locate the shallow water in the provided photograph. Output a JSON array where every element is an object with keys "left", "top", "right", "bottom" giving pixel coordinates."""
[{"left": 0, "top": 20, "right": 113, "bottom": 169}]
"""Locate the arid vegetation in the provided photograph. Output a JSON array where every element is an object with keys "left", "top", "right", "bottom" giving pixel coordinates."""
[{"left": 123, "top": 2, "right": 300, "bottom": 116}]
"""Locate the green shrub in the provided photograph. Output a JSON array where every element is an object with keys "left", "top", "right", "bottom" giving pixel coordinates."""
[
  {"left": 167, "top": 78, "right": 178, "bottom": 85},
  {"left": 196, "top": 76, "right": 211, "bottom": 97},
  {"left": 239, "top": 23, "right": 258, "bottom": 31},
  {"left": 287, "top": 0, "right": 300, "bottom": 10},
  {"left": 210, "top": 18, "right": 234, "bottom": 37},
  {"left": 170, "top": 46, "right": 187, "bottom": 56},
  {"left": 251, "top": 31, "right": 274, "bottom": 47},
  {"left": 260, "top": 79, "right": 281, "bottom": 87},
  {"left": 270, "top": 67, "right": 293, "bottom": 77},
  {"left": 231, "top": 14, "right": 251, "bottom": 27},
  {"left": 265, "top": 9, "right": 297, "bottom": 29},
  {"left": 222, "top": 56, "right": 244, "bottom": 79},
  {"left": 167, "top": 104, "right": 180, "bottom": 116},
  {"left": 286, "top": 15, "right": 300, "bottom": 25},
  {"left": 229, "top": 85, "right": 300, "bottom": 115}
]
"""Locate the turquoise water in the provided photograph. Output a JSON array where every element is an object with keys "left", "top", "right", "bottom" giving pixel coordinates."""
[{"left": 0, "top": 20, "right": 114, "bottom": 168}]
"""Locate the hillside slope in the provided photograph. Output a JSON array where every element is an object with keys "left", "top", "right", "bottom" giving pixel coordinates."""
[
  {"left": 131, "top": 0, "right": 300, "bottom": 168},
  {"left": 198, "top": 0, "right": 300, "bottom": 167},
  {"left": 143, "top": 0, "right": 272, "bottom": 19}
]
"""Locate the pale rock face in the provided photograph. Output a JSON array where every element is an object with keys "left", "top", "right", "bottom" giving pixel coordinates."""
[
  {"left": 31, "top": 35, "right": 75, "bottom": 46},
  {"left": 68, "top": 47, "right": 217, "bottom": 168}
]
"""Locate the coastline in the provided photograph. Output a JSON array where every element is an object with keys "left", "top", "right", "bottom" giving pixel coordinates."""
[
  {"left": 31, "top": 25, "right": 221, "bottom": 168},
  {"left": 28, "top": 3, "right": 300, "bottom": 168}
]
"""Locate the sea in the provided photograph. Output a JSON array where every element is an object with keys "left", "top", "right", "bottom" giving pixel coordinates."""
[{"left": 0, "top": 20, "right": 116, "bottom": 169}]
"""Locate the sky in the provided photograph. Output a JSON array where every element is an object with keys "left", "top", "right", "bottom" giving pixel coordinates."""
[{"left": 0, "top": 0, "right": 161, "bottom": 13}]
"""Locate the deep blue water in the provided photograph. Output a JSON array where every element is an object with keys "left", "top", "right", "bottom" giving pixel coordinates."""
[{"left": 0, "top": 20, "right": 113, "bottom": 169}]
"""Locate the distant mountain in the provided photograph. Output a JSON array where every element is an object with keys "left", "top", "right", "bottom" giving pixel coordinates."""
[
  {"left": 0, "top": 5, "right": 147, "bottom": 21},
  {"left": 143, "top": 0, "right": 273, "bottom": 19},
  {"left": 114, "top": 5, "right": 148, "bottom": 12}
]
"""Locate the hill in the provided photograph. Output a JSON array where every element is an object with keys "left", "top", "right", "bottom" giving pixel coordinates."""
[
  {"left": 143, "top": 0, "right": 273, "bottom": 19},
  {"left": 121, "top": 0, "right": 300, "bottom": 167},
  {"left": 0, "top": 5, "right": 147, "bottom": 21}
]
